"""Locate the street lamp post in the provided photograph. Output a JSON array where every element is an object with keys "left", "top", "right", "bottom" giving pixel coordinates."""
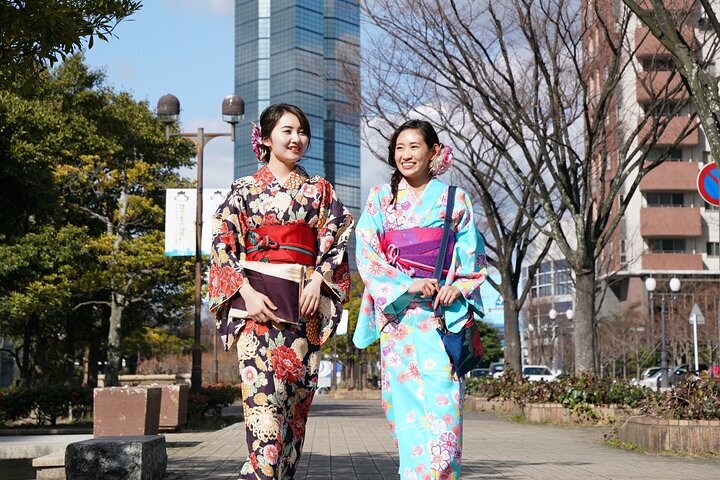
[
  {"left": 548, "top": 308, "right": 574, "bottom": 373},
  {"left": 645, "top": 276, "right": 680, "bottom": 389},
  {"left": 157, "top": 93, "right": 244, "bottom": 394}
]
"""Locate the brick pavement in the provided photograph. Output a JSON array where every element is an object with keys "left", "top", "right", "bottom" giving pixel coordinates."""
[{"left": 164, "top": 397, "right": 720, "bottom": 479}]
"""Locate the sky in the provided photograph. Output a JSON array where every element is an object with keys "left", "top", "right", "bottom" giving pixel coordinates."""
[
  {"left": 83, "top": 0, "right": 388, "bottom": 199},
  {"left": 83, "top": 1, "right": 504, "bottom": 326}
]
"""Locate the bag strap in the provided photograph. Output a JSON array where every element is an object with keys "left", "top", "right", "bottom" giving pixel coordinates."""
[{"left": 433, "top": 186, "right": 456, "bottom": 328}]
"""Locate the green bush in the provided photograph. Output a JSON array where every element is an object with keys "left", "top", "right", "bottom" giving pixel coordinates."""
[
  {"left": 466, "top": 372, "right": 650, "bottom": 411},
  {"left": 466, "top": 373, "right": 720, "bottom": 421},
  {"left": 641, "top": 377, "right": 720, "bottom": 420},
  {"left": 0, "top": 388, "right": 33, "bottom": 424},
  {"left": 0, "top": 385, "right": 93, "bottom": 426},
  {"left": 188, "top": 383, "right": 242, "bottom": 418}
]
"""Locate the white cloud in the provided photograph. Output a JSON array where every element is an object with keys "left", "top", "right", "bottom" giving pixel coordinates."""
[
  {"left": 166, "top": 0, "right": 234, "bottom": 16},
  {"left": 361, "top": 143, "right": 392, "bottom": 206}
]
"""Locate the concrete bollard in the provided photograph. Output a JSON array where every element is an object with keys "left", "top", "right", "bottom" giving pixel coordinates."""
[
  {"left": 93, "top": 387, "right": 161, "bottom": 437},
  {"left": 158, "top": 384, "right": 189, "bottom": 432}
]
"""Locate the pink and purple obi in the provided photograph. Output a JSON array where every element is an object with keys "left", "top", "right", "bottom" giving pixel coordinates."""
[{"left": 380, "top": 227, "right": 455, "bottom": 278}]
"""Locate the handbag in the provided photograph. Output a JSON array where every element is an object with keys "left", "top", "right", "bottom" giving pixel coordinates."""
[{"left": 434, "top": 186, "right": 485, "bottom": 377}]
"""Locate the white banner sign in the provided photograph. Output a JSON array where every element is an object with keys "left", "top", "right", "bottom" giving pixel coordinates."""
[{"left": 165, "top": 188, "right": 230, "bottom": 256}]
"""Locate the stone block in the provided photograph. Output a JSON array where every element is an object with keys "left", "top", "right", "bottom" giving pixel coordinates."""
[
  {"left": 33, "top": 453, "right": 66, "bottom": 479},
  {"left": 65, "top": 435, "right": 166, "bottom": 480},
  {"left": 158, "top": 384, "right": 189, "bottom": 432},
  {"left": 93, "top": 387, "right": 161, "bottom": 437}
]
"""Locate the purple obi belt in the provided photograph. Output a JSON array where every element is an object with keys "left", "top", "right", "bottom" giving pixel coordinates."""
[{"left": 380, "top": 227, "right": 455, "bottom": 278}]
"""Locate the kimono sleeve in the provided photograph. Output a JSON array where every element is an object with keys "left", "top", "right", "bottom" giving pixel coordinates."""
[
  {"left": 443, "top": 187, "right": 487, "bottom": 333},
  {"left": 207, "top": 187, "right": 248, "bottom": 321},
  {"left": 314, "top": 179, "right": 354, "bottom": 302},
  {"left": 355, "top": 185, "right": 415, "bottom": 317}
]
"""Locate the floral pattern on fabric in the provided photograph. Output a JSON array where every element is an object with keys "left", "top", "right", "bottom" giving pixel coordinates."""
[
  {"left": 353, "top": 179, "right": 486, "bottom": 479},
  {"left": 209, "top": 165, "right": 353, "bottom": 350},
  {"left": 237, "top": 321, "right": 321, "bottom": 479},
  {"left": 208, "top": 165, "right": 353, "bottom": 480}
]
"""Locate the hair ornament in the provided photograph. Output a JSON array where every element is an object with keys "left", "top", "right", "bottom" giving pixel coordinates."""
[
  {"left": 429, "top": 144, "right": 453, "bottom": 176},
  {"left": 251, "top": 122, "right": 264, "bottom": 161}
]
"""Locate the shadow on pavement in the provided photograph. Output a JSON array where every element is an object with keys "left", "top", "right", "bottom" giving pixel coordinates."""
[{"left": 308, "top": 398, "right": 382, "bottom": 418}]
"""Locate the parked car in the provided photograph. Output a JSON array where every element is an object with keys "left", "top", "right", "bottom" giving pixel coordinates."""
[
  {"left": 637, "top": 369, "right": 662, "bottom": 389},
  {"left": 468, "top": 368, "right": 491, "bottom": 378},
  {"left": 631, "top": 367, "right": 660, "bottom": 387},
  {"left": 489, "top": 360, "right": 505, "bottom": 378},
  {"left": 656, "top": 363, "right": 710, "bottom": 388},
  {"left": 522, "top": 365, "right": 558, "bottom": 382}
]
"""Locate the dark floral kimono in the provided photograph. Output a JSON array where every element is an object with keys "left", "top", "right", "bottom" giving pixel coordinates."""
[{"left": 209, "top": 165, "right": 353, "bottom": 479}]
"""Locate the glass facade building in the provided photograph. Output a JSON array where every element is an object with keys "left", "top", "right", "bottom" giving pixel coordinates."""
[{"left": 234, "top": 0, "right": 361, "bottom": 219}]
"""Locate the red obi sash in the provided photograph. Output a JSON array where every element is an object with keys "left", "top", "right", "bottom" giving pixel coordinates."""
[
  {"left": 380, "top": 227, "right": 455, "bottom": 278},
  {"left": 246, "top": 224, "right": 317, "bottom": 266}
]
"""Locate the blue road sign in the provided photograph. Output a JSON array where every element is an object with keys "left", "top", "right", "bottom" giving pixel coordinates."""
[{"left": 697, "top": 163, "right": 719, "bottom": 206}]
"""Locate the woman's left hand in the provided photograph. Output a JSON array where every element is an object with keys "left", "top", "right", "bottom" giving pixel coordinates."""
[
  {"left": 300, "top": 272, "right": 323, "bottom": 318},
  {"left": 433, "top": 285, "right": 462, "bottom": 310}
]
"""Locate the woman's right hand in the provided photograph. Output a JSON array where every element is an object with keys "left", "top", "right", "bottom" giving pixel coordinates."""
[
  {"left": 239, "top": 284, "right": 280, "bottom": 323},
  {"left": 407, "top": 278, "right": 439, "bottom": 298}
]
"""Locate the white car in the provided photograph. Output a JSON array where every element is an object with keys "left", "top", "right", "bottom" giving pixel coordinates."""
[
  {"left": 522, "top": 365, "right": 558, "bottom": 382},
  {"left": 632, "top": 367, "right": 661, "bottom": 389},
  {"left": 636, "top": 370, "right": 662, "bottom": 389}
]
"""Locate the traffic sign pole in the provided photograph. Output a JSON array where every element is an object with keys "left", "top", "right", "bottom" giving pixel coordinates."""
[
  {"left": 693, "top": 314, "right": 699, "bottom": 373},
  {"left": 689, "top": 303, "right": 705, "bottom": 373}
]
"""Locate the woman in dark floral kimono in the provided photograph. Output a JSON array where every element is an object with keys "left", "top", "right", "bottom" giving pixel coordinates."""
[{"left": 208, "top": 104, "right": 353, "bottom": 479}]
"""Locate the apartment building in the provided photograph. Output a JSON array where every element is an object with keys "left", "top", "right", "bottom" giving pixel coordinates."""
[{"left": 595, "top": 1, "right": 720, "bottom": 317}]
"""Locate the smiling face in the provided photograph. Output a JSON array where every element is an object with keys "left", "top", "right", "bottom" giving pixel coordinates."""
[
  {"left": 393, "top": 128, "right": 439, "bottom": 185},
  {"left": 263, "top": 112, "right": 309, "bottom": 167}
]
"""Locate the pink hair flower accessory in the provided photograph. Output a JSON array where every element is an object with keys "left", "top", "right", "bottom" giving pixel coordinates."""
[
  {"left": 429, "top": 144, "right": 453, "bottom": 176},
  {"left": 251, "top": 122, "right": 263, "bottom": 161}
]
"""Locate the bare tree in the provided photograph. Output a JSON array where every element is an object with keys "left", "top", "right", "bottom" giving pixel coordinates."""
[
  {"left": 361, "top": 0, "right": 696, "bottom": 372},
  {"left": 356, "top": 27, "right": 554, "bottom": 373}
]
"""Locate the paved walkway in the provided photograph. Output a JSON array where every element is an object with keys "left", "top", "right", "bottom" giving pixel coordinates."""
[{"left": 164, "top": 397, "right": 720, "bottom": 479}]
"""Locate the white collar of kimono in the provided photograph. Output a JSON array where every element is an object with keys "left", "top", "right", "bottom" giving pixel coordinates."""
[{"left": 398, "top": 177, "right": 446, "bottom": 203}]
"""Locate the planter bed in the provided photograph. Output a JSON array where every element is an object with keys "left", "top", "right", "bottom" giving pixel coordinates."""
[
  {"left": 465, "top": 396, "right": 632, "bottom": 426},
  {"left": 618, "top": 416, "right": 720, "bottom": 454}
]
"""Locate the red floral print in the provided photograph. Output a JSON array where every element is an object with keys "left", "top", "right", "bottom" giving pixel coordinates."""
[{"left": 271, "top": 345, "right": 304, "bottom": 383}]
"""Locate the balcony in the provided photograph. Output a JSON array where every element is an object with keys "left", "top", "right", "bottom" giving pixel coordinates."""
[
  {"left": 640, "top": 161, "right": 700, "bottom": 191},
  {"left": 642, "top": 252, "right": 704, "bottom": 270},
  {"left": 636, "top": 71, "right": 688, "bottom": 103},
  {"left": 637, "top": 0, "right": 697, "bottom": 12},
  {"left": 638, "top": 115, "right": 699, "bottom": 147},
  {"left": 635, "top": 27, "right": 698, "bottom": 59},
  {"left": 640, "top": 207, "right": 702, "bottom": 237}
]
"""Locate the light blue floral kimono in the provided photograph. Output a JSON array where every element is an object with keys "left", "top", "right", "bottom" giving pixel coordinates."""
[{"left": 353, "top": 178, "right": 487, "bottom": 480}]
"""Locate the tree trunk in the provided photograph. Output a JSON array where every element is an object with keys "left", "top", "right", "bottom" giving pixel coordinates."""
[
  {"left": 104, "top": 190, "right": 128, "bottom": 387},
  {"left": 20, "top": 316, "right": 38, "bottom": 388},
  {"left": 502, "top": 283, "right": 522, "bottom": 373},
  {"left": 574, "top": 270, "right": 597, "bottom": 373},
  {"left": 105, "top": 292, "right": 125, "bottom": 386}
]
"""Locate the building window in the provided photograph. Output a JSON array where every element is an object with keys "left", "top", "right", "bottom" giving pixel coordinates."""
[
  {"left": 708, "top": 242, "right": 720, "bottom": 256},
  {"left": 646, "top": 192, "right": 685, "bottom": 207},
  {"left": 641, "top": 58, "right": 675, "bottom": 71},
  {"left": 620, "top": 239, "right": 627, "bottom": 264},
  {"left": 647, "top": 147, "right": 682, "bottom": 161},
  {"left": 649, "top": 238, "right": 687, "bottom": 253},
  {"left": 643, "top": 101, "right": 682, "bottom": 116}
]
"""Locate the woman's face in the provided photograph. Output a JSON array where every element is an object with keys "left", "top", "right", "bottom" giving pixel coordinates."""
[
  {"left": 263, "top": 112, "right": 309, "bottom": 166},
  {"left": 394, "top": 128, "right": 438, "bottom": 184}
]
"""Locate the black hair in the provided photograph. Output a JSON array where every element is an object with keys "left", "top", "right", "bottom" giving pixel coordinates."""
[
  {"left": 257, "top": 103, "right": 311, "bottom": 163},
  {"left": 387, "top": 119, "right": 440, "bottom": 202}
]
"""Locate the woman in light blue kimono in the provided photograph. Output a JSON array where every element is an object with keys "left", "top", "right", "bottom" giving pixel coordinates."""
[{"left": 353, "top": 120, "right": 486, "bottom": 480}]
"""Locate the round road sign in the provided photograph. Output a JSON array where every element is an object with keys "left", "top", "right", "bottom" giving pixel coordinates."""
[{"left": 697, "top": 163, "right": 719, "bottom": 206}]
